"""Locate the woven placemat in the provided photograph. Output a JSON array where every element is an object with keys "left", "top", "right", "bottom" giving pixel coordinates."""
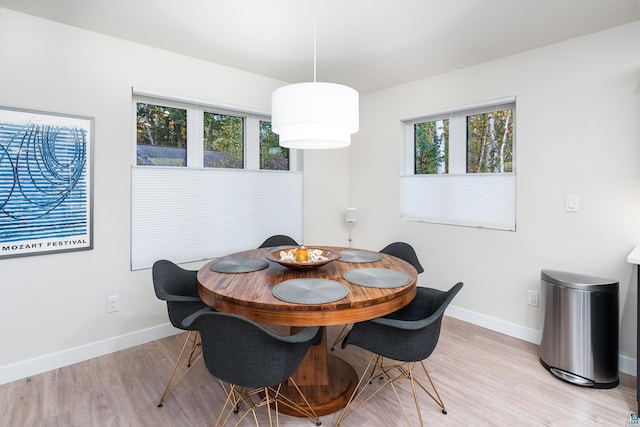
[
  {"left": 209, "top": 258, "right": 269, "bottom": 273},
  {"left": 343, "top": 268, "right": 411, "bottom": 288},
  {"left": 272, "top": 278, "right": 348, "bottom": 304},
  {"left": 338, "top": 250, "right": 382, "bottom": 263}
]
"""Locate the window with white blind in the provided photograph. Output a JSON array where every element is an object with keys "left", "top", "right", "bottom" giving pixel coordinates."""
[
  {"left": 401, "top": 97, "right": 516, "bottom": 231},
  {"left": 131, "top": 89, "right": 303, "bottom": 270}
]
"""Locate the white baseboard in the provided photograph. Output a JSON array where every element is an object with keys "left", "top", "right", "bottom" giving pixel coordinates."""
[
  {"left": 1, "top": 307, "right": 636, "bottom": 386},
  {"left": 620, "top": 355, "right": 636, "bottom": 377},
  {"left": 0, "top": 323, "right": 180, "bottom": 386},
  {"left": 446, "top": 305, "right": 542, "bottom": 344},
  {"left": 446, "top": 305, "right": 636, "bottom": 377}
]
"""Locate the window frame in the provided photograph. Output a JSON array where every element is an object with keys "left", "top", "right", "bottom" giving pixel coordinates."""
[
  {"left": 403, "top": 98, "right": 515, "bottom": 176},
  {"left": 135, "top": 100, "right": 190, "bottom": 167},
  {"left": 132, "top": 88, "right": 300, "bottom": 171},
  {"left": 202, "top": 108, "right": 246, "bottom": 169}
]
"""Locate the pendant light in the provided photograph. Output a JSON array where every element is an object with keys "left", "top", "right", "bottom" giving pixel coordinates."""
[{"left": 271, "top": 2, "right": 359, "bottom": 149}]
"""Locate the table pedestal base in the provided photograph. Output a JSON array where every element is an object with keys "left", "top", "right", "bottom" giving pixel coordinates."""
[
  {"left": 279, "top": 354, "right": 358, "bottom": 417},
  {"left": 279, "top": 327, "right": 358, "bottom": 416}
]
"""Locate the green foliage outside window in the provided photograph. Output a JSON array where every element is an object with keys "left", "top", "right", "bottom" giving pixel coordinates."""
[
  {"left": 414, "top": 109, "right": 513, "bottom": 174},
  {"left": 136, "top": 103, "right": 187, "bottom": 166},
  {"left": 203, "top": 112, "right": 244, "bottom": 168},
  {"left": 259, "top": 121, "right": 289, "bottom": 170},
  {"left": 415, "top": 120, "right": 448, "bottom": 174},
  {"left": 467, "top": 109, "right": 513, "bottom": 173}
]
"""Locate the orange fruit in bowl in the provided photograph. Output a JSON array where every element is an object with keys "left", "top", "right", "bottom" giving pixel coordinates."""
[{"left": 295, "top": 246, "right": 309, "bottom": 262}]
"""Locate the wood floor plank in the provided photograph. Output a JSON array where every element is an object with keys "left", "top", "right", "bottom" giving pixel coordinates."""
[{"left": 0, "top": 317, "right": 635, "bottom": 426}]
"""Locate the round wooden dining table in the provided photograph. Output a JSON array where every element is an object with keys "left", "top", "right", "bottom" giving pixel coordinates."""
[{"left": 197, "top": 246, "right": 418, "bottom": 416}]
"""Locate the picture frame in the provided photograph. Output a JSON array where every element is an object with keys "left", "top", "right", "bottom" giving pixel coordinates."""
[{"left": 0, "top": 106, "right": 94, "bottom": 259}]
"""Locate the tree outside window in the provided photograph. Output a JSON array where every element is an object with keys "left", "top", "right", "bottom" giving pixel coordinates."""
[
  {"left": 413, "top": 106, "right": 513, "bottom": 175},
  {"left": 260, "top": 121, "right": 289, "bottom": 170},
  {"left": 134, "top": 95, "right": 295, "bottom": 172},
  {"left": 136, "top": 103, "right": 187, "bottom": 166},
  {"left": 415, "top": 119, "right": 448, "bottom": 174},
  {"left": 203, "top": 112, "right": 244, "bottom": 169},
  {"left": 467, "top": 109, "right": 513, "bottom": 173}
]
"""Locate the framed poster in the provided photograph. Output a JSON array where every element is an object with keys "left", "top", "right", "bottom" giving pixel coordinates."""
[{"left": 0, "top": 106, "right": 93, "bottom": 258}]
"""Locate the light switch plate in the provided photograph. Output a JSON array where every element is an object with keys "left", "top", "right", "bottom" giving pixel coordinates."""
[{"left": 565, "top": 195, "right": 579, "bottom": 212}]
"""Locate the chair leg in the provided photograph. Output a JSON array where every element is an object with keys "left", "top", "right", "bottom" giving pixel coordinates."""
[
  {"left": 274, "top": 378, "right": 321, "bottom": 425},
  {"left": 408, "top": 364, "right": 424, "bottom": 427},
  {"left": 157, "top": 330, "right": 202, "bottom": 407},
  {"left": 214, "top": 381, "right": 320, "bottom": 427},
  {"left": 266, "top": 387, "right": 275, "bottom": 427},
  {"left": 336, "top": 356, "right": 446, "bottom": 427},
  {"left": 214, "top": 383, "right": 257, "bottom": 427},
  {"left": 329, "top": 324, "right": 351, "bottom": 351},
  {"left": 336, "top": 354, "right": 382, "bottom": 426},
  {"left": 414, "top": 361, "right": 447, "bottom": 414}
]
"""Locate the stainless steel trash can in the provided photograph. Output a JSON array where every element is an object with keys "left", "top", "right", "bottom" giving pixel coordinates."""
[{"left": 539, "top": 269, "right": 618, "bottom": 388}]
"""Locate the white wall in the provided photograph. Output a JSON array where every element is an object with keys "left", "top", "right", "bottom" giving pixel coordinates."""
[
  {"left": 303, "top": 149, "right": 352, "bottom": 246},
  {"left": 349, "top": 21, "right": 640, "bottom": 369}
]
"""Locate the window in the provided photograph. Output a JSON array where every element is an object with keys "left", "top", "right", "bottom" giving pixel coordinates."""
[
  {"left": 135, "top": 95, "right": 294, "bottom": 171},
  {"left": 131, "top": 89, "right": 302, "bottom": 270},
  {"left": 413, "top": 105, "right": 514, "bottom": 175},
  {"left": 466, "top": 109, "right": 513, "bottom": 173},
  {"left": 203, "top": 112, "right": 244, "bottom": 168},
  {"left": 260, "top": 120, "right": 289, "bottom": 170},
  {"left": 414, "top": 119, "right": 448, "bottom": 174},
  {"left": 136, "top": 103, "right": 187, "bottom": 166},
  {"left": 402, "top": 98, "right": 516, "bottom": 231}
]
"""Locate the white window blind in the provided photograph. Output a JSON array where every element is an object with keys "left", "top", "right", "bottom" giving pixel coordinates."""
[
  {"left": 401, "top": 173, "right": 516, "bottom": 231},
  {"left": 131, "top": 167, "right": 303, "bottom": 270}
]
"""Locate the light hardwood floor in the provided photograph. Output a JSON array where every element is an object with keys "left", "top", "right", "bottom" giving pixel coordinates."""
[{"left": 0, "top": 317, "right": 636, "bottom": 426}]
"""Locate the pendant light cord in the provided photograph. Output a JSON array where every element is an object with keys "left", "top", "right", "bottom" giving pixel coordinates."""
[{"left": 313, "top": 0, "right": 317, "bottom": 83}]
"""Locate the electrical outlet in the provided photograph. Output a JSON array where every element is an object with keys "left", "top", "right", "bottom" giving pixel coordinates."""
[
  {"left": 107, "top": 295, "right": 120, "bottom": 313},
  {"left": 527, "top": 290, "right": 539, "bottom": 307}
]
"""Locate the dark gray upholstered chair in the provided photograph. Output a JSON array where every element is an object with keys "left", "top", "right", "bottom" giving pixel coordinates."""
[
  {"left": 182, "top": 311, "right": 323, "bottom": 426},
  {"left": 379, "top": 241, "right": 425, "bottom": 274},
  {"left": 330, "top": 241, "right": 425, "bottom": 351},
  {"left": 336, "top": 282, "right": 463, "bottom": 427},
  {"left": 152, "top": 259, "right": 213, "bottom": 407},
  {"left": 258, "top": 234, "right": 299, "bottom": 248}
]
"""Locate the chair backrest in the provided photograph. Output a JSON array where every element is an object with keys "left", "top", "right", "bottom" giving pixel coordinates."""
[
  {"left": 258, "top": 234, "right": 299, "bottom": 248},
  {"left": 343, "top": 282, "right": 463, "bottom": 362},
  {"left": 386, "top": 283, "right": 462, "bottom": 323},
  {"left": 152, "top": 259, "right": 199, "bottom": 300},
  {"left": 183, "top": 311, "right": 321, "bottom": 388},
  {"left": 379, "top": 242, "right": 424, "bottom": 274},
  {"left": 152, "top": 259, "right": 208, "bottom": 329}
]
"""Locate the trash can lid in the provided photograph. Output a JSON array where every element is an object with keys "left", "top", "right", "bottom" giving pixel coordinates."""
[{"left": 541, "top": 269, "right": 618, "bottom": 291}]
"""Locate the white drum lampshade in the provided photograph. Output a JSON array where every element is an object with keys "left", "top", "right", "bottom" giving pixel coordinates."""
[{"left": 271, "top": 82, "right": 359, "bottom": 149}]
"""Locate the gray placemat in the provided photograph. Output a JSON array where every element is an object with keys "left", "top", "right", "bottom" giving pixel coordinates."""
[
  {"left": 272, "top": 278, "right": 349, "bottom": 304},
  {"left": 339, "top": 250, "right": 382, "bottom": 263},
  {"left": 343, "top": 268, "right": 411, "bottom": 288},
  {"left": 209, "top": 258, "right": 269, "bottom": 273}
]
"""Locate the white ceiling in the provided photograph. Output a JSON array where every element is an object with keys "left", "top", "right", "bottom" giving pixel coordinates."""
[{"left": 1, "top": 0, "right": 639, "bottom": 93}]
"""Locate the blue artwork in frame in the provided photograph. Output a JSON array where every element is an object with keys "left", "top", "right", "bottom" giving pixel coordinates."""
[{"left": 0, "top": 106, "right": 93, "bottom": 258}]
